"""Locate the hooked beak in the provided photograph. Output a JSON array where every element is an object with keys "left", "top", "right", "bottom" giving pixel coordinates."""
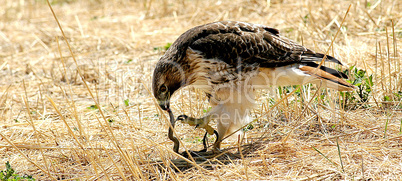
[{"left": 158, "top": 100, "right": 170, "bottom": 111}]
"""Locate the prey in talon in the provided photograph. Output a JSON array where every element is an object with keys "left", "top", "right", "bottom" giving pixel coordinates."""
[
  {"left": 176, "top": 115, "right": 219, "bottom": 153},
  {"left": 152, "top": 21, "right": 355, "bottom": 154}
]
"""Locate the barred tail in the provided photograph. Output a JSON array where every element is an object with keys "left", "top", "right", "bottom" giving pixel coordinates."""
[{"left": 299, "top": 65, "right": 355, "bottom": 91}]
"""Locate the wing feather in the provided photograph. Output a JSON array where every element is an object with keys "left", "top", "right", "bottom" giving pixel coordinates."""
[
  {"left": 169, "top": 21, "right": 342, "bottom": 68},
  {"left": 162, "top": 21, "right": 353, "bottom": 91}
]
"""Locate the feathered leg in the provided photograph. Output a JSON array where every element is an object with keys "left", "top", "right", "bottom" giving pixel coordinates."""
[{"left": 176, "top": 112, "right": 220, "bottom": 154}]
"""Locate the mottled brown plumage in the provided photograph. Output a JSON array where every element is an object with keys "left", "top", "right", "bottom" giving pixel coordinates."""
[{"left": 152, "top": 21, "right": 355, "bottom": 154}]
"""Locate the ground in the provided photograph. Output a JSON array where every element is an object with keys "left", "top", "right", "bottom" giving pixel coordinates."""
[{"left": 0, "top": 0, "right": 401, "bottom": 180}]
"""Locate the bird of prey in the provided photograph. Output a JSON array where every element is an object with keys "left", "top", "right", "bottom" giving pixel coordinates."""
[{"left": 152, "top": 21, "right": 354, "bottom": 154}]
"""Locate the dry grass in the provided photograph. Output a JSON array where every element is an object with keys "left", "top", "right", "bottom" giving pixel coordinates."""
[{"left": 0, "top": 0, "right": 401, "bottom": 180}]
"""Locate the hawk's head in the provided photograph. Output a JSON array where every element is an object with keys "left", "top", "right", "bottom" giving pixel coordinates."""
[{"left": 152, "top": 60, "right": 185, "bottom": 111}]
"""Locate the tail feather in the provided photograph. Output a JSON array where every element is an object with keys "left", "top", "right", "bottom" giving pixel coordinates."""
[
  {"left": 301, "top": 52, "right": 343, "bottom": 65},
  {"left": 299, "top": 65, "right": 356, "bottom": 91},
  {"left": 304, "top": 62, "right": 348, "bottom": 79}
]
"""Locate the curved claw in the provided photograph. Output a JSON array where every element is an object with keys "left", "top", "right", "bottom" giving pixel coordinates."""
[
  {"left": 212, "top": 130, "right": 222, "bottom": 153},
  {"left": 201, "top": 129, "right": 220, "bottom": 152},
  {"left": 176, "top": 114, "right": 188, "bottom": 121},
  {"left": 176, "top": 114, "right": 220, "bottom": 153},
  {"left": 177, "top": 114, "right": 204, "bottom": 128},
  {"left": 201, "top": 132, "right": 209, "bottom": 152}
]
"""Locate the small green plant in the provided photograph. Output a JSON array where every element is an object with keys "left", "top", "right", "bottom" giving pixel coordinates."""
[
  {"left": 267, "top": 98, "right": 276, "bottom": 106},
  {"left": 336, "top": 138, "right": 345, "bottom": 172},
  {"left": 366, "top": 1, "right": 372, "bottom": 8},
  {"left": 303, "top": 14, "right": 309, "bottom": 24},
  {"left": 195, "top": 136, "right": 203, "bottom": 143},
  {"left": 87, "top": 105, "right": 98, "bottom": 110},
  {"left": 203, "top": 107, "right": 212, "bottom": 113},
  {"left": 243, "top": 124, "right": 254, "bottom": 132},
  {"left": 0, "top": 161, "right": 35, "bottom": 181},
  {"left": 278, "top": 85, "right": 301, "bottom": 97},
  {"left": 383, "top": 95, "right": 391, "bottom": 101},
  {"left": 393, "top": 91, "right": 402, "bottom": 99},
  {"left": 125, "top": 59, "right": 133, "bottom": 64},
  {"left": 382, "top": 90, "right": 402, "bottom": 109},
  {"left": 399, "top": 118, "right": 402, "bottom": 134},
  {"left": 50, "top": 0, "right": 77, "bottom": 5},
  {"left": 384, "top": 118, "right": 389, "bottom": 138},
  {"left": 124, "top": 99, "right": 130, "bottom": 107},
  {"left": 163, "top": 43, "right": 172, "bottom": 50},
  {"left": 339, "top": 66, "right": 373, "bottom": 109},
  {"left": 391, "top": 91, "right": 402, "bottom": 105},
  {"left": 153, "top": 42, "right": 172, "bottom": 52},
  {"left": 312, "top": 146, "right": 337, "bottom": 167},
  {"left": 284, "top": 28, "right": 294, "bottom": 33}
]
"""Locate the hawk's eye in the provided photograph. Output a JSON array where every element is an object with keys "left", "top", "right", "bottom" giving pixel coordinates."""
[{"left": 160, "top": 85, "right": 167, "bottom": 93}]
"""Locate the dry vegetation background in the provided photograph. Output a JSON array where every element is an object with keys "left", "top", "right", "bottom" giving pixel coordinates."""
[{"left": 0, "top": 0, "right": 401, "bottom": 180}]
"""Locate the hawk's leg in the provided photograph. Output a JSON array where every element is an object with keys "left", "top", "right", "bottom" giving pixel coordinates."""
[
  {"left": 200, "top": 132, "right": 209, "bottom": 152},
  {"left": 181, "top": 129, "right": 219, "bottom": 158},
  {"left": 176, "top": 115, "right": 213, "bottom": 132},
  {"left": 201, "top": 129, "right": 219, "bottom": 152},
  {"left": 176, "top": 115, "right": 220, "bottom": 155},
  {"left": 212, "top": 132, "right": 222, "bottom": 152}
]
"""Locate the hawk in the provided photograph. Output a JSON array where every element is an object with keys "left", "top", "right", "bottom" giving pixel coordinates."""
[{"left": 152, "top": 21, "right": 354, "bottom": 154}]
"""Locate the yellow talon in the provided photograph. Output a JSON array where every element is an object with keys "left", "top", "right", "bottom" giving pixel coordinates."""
[
  {"left": 204, "top": 125, "right": 215, "bottom": 135},
  {"left": 179, "top": 116, "right": 198, "bottom": 126},
  {"left": 177, "top": 115, "right": 215, "bottom": 135}
]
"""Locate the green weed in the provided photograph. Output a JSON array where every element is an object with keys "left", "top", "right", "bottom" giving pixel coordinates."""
[
  {"left": 340, "top": 66, "right": 373, "bottom": 109},
  {"left": 0, "top": 161, "right": 35, "bottom": 181}
]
